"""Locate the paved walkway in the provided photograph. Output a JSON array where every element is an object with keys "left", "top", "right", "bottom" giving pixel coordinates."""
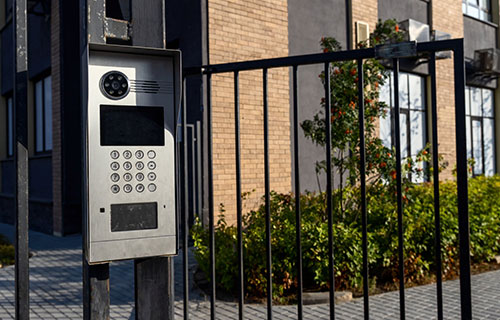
[{"left": 0, "top": 223, "right": 499, "bottom": 319}]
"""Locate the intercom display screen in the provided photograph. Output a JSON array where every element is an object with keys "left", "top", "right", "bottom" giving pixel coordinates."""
[
  {"left": 110, "top": 202, "right": 158, "bottom": 232},
  {"left": 100, "top": 105, "right": 165, "bottom": 146}
]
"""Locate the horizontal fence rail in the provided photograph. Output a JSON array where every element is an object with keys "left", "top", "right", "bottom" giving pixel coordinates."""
[{"left": 181, "top": 38, "right": 471, "bottom": 320}]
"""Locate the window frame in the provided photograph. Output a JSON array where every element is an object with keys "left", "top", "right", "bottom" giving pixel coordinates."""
[
  {"left": 462, "top": 0, "right": 492, "bottom": 22},
  {"left": 380, "top": 71, "right": 429, "bottom": 182},
  {"left": 34, "top": 74, "right": 52, "bottom": 154},
  {"left": 465, "top": 86, "right": 496, "bottom": 176},
  {"left": 6, "top": 94, "right": 13, "bottom": 158}
]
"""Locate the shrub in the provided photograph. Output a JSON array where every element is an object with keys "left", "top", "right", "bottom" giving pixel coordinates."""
[
  {"left": 191, "top": 175, "right": 500, "bottom": 300},
  {"left": 0, "top": 234, "right": 14, "bottom": 267}
]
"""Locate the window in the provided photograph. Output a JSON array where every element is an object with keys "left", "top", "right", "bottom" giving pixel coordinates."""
[
  {"left": 35, "top": 75, "right": 52, "bottom": 153},
  {"left": 380, "top": 71, "right": 427, "bottom": 182},
  {"left": 7, "top": 96, "right": 13, "bottom": 157},
  {"left": 465, "top": 86, "right": 495, "bottom": 176},
  {"left": 463, "top": 0, "right": 492, "bottom": 22}
]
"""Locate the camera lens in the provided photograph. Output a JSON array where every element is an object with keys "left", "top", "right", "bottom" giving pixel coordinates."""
[{"left": 100, "top": 71, "right": 129, "bottom": 100}]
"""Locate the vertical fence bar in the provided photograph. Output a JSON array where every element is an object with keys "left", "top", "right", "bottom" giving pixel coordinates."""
[
  {"left": 324, "top": 62, "right": 335, "bottom": 320},
  {"left": 357, "top": 59, "right": 369, "bottom": 320},
  {"left": 263, "top": 68, "right": 273, "bottom": 320},
  {"left": 13, "top": 0, "right": 29, "bottom": 318},
  {"left": 292, "top": 65, "right": 303, "bottom": 319},
  {"left": 191, "top": 125, "right": 197, "bottom": 225},
  {"left": 234, "top": 71, "right": 245, "bottom": 320},
  {"left": 452, "top": 41, "right": 472, "bottom": 320},
  {"left": 197, "top": 121, "right": 203, "bottom": 220},
  {"left": 392, "top": 58, "right": 406, "bottom": 320},
  {"left": 429, "top": 53, "right": 443, "bottom": 320},
  {"left": 182, "top": 77, "right": 190, "bottom": 320},
  {"left": 206, "top": 72, "right": 216, "bottom": 320}
]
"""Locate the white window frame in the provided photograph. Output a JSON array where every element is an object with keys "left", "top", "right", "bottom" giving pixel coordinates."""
[
  {"left": 462, "top": 0, "right": 492, "bottom": 22},
  {"left": 7, "top": 96, "right": 13, "bottom": 157},
  {"left": 379, "top": 71, "right": 428, "bottom": 182},
  {"left": 465, "top": 86, "right": 496, "bottom": 176},
  {"left": 34, "top": 75, "right": 52, "bottom": 153}
]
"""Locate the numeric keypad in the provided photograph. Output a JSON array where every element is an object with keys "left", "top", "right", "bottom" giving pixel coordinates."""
[{"left": 108, "top": 149, "right": 158, "bottom": 194}]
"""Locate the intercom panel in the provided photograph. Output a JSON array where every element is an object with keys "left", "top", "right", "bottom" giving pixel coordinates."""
[{"left": 83, "top": 44, "right": 180, "bottom": 264}]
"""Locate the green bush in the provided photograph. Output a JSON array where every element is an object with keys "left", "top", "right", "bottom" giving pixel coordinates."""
[
  {"left": 191, "top": 175, "right": 500, "bottom": 300},
  {"left": 0, "top": 234, "right": 14, "bottom": 267}
]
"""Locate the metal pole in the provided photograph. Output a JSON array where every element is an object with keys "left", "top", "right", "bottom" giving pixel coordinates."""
[
  {"left": 357, "top": 59, "right": 369, "bottom": 320},
  {"left": 324, "top": 62, "right": 335, "bottom": 320},
  {"left": 264, "top": 68, "right": 274, "bottom": 320},
  {"left": 13, "top": 0, "right": 30, "bottom": 318},
  {"left": 392, "top": 58, "right": 406, "bottom": 320},
  {"left": 182, "top": 78, "right": 190, "bottom": 320},
  {"left": 234, "top": 71, "right": 245, "bottom": 320},
  {"left": 452, "top": 40, "right": 472, "bottom": 320}
]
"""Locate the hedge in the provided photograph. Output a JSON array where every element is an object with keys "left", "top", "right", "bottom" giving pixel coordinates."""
[{"left": 192, "top": 175, "right": 500, "bottom": 301}]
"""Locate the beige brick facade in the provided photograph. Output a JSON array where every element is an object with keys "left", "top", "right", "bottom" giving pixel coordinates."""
[
  {"left": 432, "top": 0, "right": 464, "bottom": 179},
  {"left": 209, "top": 0, "right": 291, "bottom": 224},
  {"left": 351, "top": 0, "right": 378, "bottom": 47}
]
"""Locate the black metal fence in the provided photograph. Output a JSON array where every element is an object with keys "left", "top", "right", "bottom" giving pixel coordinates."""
[
  {"left": 178, "top": 121, "right": 203, "bottom": 228},
  {"left": 181, "top": 38, "right": 471, "bottom": 320}
]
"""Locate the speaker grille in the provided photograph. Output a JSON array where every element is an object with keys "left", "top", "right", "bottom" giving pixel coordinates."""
[{"left": 129, "top": 80, "right": 174, "bottom": 94}]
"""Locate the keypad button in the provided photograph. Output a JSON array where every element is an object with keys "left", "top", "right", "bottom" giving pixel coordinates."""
[
  {"left": 136, "top": 161, "right": 145, "bottom": 170},
  {"left": 147, "top": 161, "right": 156, "bottom": 170},
  {"left": 147, "top": 150, "right": 156, "bottom": 159},
  {"left": 136, "top": 184, "right": 145, "bottom": 193},
  {"left": 135, "top": 150, "right": 144, "bottom": 159},
  {"left": 148, "top": 172, "right": 156, "bottom": 181},
  {"left": 136, "top": 173, "right": 144, "bottom": 181},
  {"left": 124, "top": 184, "right": 132, "bottom": 193},
  {"left": 123, "top": 161, "right": 132, "bottom": 171},
  {"left": 110, "top": 150, "right": 120, "bottom": 159},
  {"left": 123, "top": 173, "right": 132, "bottom": 182},
  {"left": 111, "top": 173, "right": 120, "bottom": 182},
  {"left": 110, "top": 162, "right": 120, "bottom": 171},
  {"left": 148, "top": 183, "right": 157, "bottom": 192},
  {"left": 111, "top": 185, "right": 120, "bottom": 194},
  {"left": 123, "top": 150, "right": 132, "bottom": 159}
]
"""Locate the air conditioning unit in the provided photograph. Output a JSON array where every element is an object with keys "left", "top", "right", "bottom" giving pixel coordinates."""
[
  {"left": 398, "top": 19, "right": 430, "bottom": 43},
  {"left": 474, "top": 48, "right": 500, "bottom": 75}
]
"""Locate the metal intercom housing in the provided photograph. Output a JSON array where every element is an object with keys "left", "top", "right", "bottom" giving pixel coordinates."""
[{"left": 82, "top": 44, "right": 181, "bottom": 264}]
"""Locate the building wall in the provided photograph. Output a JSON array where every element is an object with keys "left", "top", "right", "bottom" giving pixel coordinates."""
[
  {"left": 352, "top": 0, "right": 378, "bottom": 47},
  {"left": 0, "top": 0, "right": 54, "bottom": 234},
  {"left": 288, "top": 0, "right": 347, "bottom": 192},
  {"left": 432, "top": 0, "right": 464, "bottom": 179},
  {"left": 378, "top": 0, "right": 428, "bottom": 24},
  {"left": 208, "top": 0, "right": 291, "bottom": 224}
]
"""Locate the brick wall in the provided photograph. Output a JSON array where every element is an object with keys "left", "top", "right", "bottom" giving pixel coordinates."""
[
  {"left": 51, "top": 0, "right": 62, "bottom": 235},
  {"left": 351, "top": 0, "right": 378, "bottom": 48},
  {"left": 432, "top": 0, "right": 464, "bottom": 179},
  {"left": 208, "top": 0, "right": 291, "bottom": 225}
]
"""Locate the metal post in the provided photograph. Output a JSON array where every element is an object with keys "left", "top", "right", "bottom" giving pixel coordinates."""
[
  {"left": 452, "top": 40, "right": 472, "bottom": 320},
  {"left": 357, "top": 59, "right": 369, "bottom": 320},
  {"left": 83, "top": 262, "right": 110, "bottom": 319},
  {"left": 134, "top": 258, "right": 174, "bottom": 319},
  {"left": 392, "top": 58, "right": 406, "bottom": 320},
  {"left": 80, "top": 1, "right": 111, "bottom": 318},
  {"left": 81, "top": 0, "right": 174, "bottom": 319},
  {"left": 13, "top": 0, "right": 30, "bottom": 318}
]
